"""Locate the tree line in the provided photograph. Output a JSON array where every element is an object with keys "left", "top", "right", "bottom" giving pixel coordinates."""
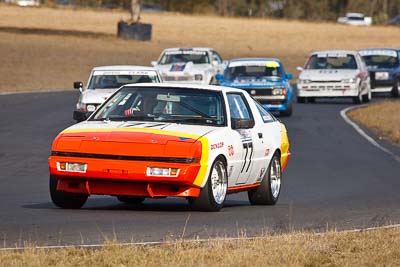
[{"left": 45, "top": 0, "right": 400, "bottom": 22}]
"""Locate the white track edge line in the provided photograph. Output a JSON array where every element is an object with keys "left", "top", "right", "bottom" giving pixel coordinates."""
[
  {"left": 1, "top": 224, "right": 400, "bottom": 251},
  {"left": 340, "top": 105, "right": 400, "bottom": 162},
  {"left": 0, "top": 89, "right": 72, "bottom": 95}
]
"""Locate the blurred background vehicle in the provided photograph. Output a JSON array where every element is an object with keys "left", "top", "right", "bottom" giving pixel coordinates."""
[{"left": 337, "top": 12, "right": 372, "bottom": 26}]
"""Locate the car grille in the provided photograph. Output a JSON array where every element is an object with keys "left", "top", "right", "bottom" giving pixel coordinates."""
[
  {"left": 163, "top": 76, "right": 193, "bottom": 81},
  {"left": 240, "top": 88, "right": 272, "bottom": 96}
]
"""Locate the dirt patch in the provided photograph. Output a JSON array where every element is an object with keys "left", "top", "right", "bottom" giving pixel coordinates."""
[
  {"left": 2, "top": 4, "right": 400, "bottom": 91},
  {"left": 348, "top": 100, "right": 400, "bottom": 145}
]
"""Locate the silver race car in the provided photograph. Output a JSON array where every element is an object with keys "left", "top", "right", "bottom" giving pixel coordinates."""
[
  {"left": 73, "top": 65, "right": 162, "bottom": 122},
  {"left": 151, "top": 47, "right": 225, "bottom": 85},
  {"left": 297, "top": 50, "right": 371, "bottom": 104}
]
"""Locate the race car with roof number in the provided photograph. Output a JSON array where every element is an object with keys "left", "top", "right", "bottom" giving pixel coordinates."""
[
  {"left": 73, "top": 65, "right": 162, "bottom": 122},
  {"left": 215, "top": 58, "right": 294, "bottom": 116},
  {"left": 49, "top": 83, "right": 291, "bottom": 211},
  {"left": 151, "top": 48, "right": 225, "bottom": 85},
  {"left": 359, "top": 48, "right": 400, "bottom": 97},
  {"left": 297, "top": 50, "right": 371, "bottom": 104}
]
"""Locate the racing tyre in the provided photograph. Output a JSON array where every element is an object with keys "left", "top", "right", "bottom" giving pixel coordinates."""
[
  {"left": 49, "top": 175, "right": 88, "bottom": 209},
  {"left": 117, "top": 196, "right": 145, "bottom": 204},
  {"left": 297, "top": 96, "right": 305, "bottom": 103},
  {"left": 362, "top": 89, "right": 371, "bottom": 103},
  {"left": 352, "top": 91, "right": 362, "bottom": 104},
  {"left": 391, "top": 80, "right": 400, "bottom": 97},
  {"left": 279, "top": 103, "right": 293, "bottom": 117},
  {"left": 248, "top": 153, "right": 281, "bottom": 205},
  {"left": 189, "top": 158, "right": 227, "bottom": 212}
]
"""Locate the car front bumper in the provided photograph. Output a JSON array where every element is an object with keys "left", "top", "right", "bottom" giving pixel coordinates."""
[
  {"left": 49, "top": 155, "right": 204, "bottom": 198},
  {"left": 297, "top": 83, "right": 359, "bottom": 97}
]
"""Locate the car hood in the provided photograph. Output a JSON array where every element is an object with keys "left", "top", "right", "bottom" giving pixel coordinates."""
[
  {"left": 299, "top": 69, "right": 358, "bottom": 82},
  {"left": 52, "top": 121, "right": 216, "bottom": 157},
  {"left": 156, "top": 63, "right": 212, "bottom": 75},
  {"left": 221, "top": 77, "right": 286, "bottom": 88},
  {"left": 81, "top": 89, "right": 119, "bottom": 104}
]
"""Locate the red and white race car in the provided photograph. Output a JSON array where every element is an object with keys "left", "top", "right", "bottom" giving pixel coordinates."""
[{"left": 49, "top": 84, "right": 291, "bottom": 211}]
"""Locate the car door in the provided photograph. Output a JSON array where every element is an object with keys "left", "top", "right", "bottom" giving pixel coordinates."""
[
  {"left": 226, "top": 92, "right": 267, "bottom": 185},
  {"left": 247, "top": 99, "right": 280, "bottom": 185}
]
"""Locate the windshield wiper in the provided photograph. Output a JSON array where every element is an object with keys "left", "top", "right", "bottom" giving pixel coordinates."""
[{"left": 177, "top": 101, "right": 212, "bottom": 118}]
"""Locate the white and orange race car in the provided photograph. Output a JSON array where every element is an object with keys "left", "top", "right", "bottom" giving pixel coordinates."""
[{"left": 49, "top": 84, "right": 291, "bottom": 211}]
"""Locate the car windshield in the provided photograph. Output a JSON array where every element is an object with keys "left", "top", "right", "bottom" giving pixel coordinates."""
[
  {"left": 88, "top": 71, "right": 159, "bottom": 89},
  {"left": 226, "top": 63, "right": 282, "bottom": 79},
  {"left": 306, "top": 54, "right": 358, "bottom": 70},
  {"left": 91, "top": 87, "right": 226, "bottom": 126},
  {"left": 361, "top": 55, "right": 399, "bottom": 69},
  {"left": 159, "top": 51, "right": 210, "bottom": 65}
]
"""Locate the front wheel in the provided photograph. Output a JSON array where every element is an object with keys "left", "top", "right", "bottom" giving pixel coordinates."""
[
  {"left": 352, "top": 90, "right": 363, "bottom": 104},
  {"left": 279, "top": 103, "right": 293, "bottom": 117},
  {"left": 189, "top": 158, "right": 227, "bottom": 212},
  {"left": 362, "top": 88, "right": 371, "bottom": 103},
  {"left": 248, "top": 153, "right": 282, "bottom": 205},
  {"left": 391, "top": 79, "right": 400, "bottom": 97},
  {"left": 297, "top": 96, "right": 305, "bottom": 103},
  {"left": 49, "top": 175, "right": 88, "bottom": 209}
]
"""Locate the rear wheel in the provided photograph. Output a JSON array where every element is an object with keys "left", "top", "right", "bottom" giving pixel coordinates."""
[
  {"left": 117, "top": 196, "right": 145, "bottom": 204},
  {"left": 189, "top": 158, "right": 227, "bottom": 212},
  {"left": 248, "top": 153, "right": 282, "bottom": 205},
  {"left": 49, "top": 175, "right": 88, "bottom": 209},
  {"left": 391, "top": 79, "right": 400, "bottom": 97}
]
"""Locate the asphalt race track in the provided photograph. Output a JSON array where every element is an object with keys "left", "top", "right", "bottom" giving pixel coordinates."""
[{"left": 0, "top": 91, "right": 399, "bottom": 247}]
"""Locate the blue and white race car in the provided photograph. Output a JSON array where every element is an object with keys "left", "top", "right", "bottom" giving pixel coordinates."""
[
  {"left": 216, "top": 58, "right": 293, "bottom": 116},
  {"left": 359, "top": 48, "right": 400, "bottom": 97}
]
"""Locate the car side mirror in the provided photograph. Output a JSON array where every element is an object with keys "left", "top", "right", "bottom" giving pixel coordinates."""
[
  {"left": 296, "top": 66, "right": 303, "bottom": 72},
  {"left": 151, "top": 61, "right": 157, "bottom": 66},
  {"left": 212, "top": 60, "right": 219, "bottom": 66},
  {"left": 286, "top": 73, "right": 293, "bottom": 80},
  {"left": 231, "top": 118, "right": 255, "bottom": 129},
  {"left": 215, "top": 74, "right": 224, "bottom": 82},
  {"left": 74, "top": 81, "right": 83, "bottom": 92}
]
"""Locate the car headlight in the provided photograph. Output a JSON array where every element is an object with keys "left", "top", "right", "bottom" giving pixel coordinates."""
[
  {"left": 297, "top": 79, "right": 311, "bottom": 84},
  {"left": 342, "top": 78, "right": 357, "bottom": 83},
  {"left": 86, "top": 104, "right": 96, "bottom": 112},
  {"left": 194, "top": 74, "right": 203, "bottom": 81},
  {"left": 57, "top": 162, "right": 87, "bottom": 173},
  {"left": 272, "top": 88, "right": 287, "bottom": 95},
  {"left": 147, "top": 167, "right": 180, "bottom": 177}
]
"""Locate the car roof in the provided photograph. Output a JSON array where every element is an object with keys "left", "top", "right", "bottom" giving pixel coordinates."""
[
  {"left": 91, "top": 65, "right": 158, "bottom": 71},
  {"left": 359, "top": 48, "right": 398, "bottom": 51},
  {"left": 229, "top": 57, "right": 281, "bottom": 63},
  {"left": 346, "top": 12, "right": 365, "bottom": 17},
  {"left": 310, "top": 50, "right": 358, "bottom": 56},
  {"left": 162, "top": 47, "right": 214, "bottom": 53},
  {"left": 121, "top": 83, "right": 246, "bottom": 93}
]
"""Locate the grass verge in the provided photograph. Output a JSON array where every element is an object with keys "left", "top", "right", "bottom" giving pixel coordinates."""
[
  {"left": 1, "top": 227, "right": 400, "bottom": 267},
  {"left": 2, "top": 4, "right": 400, "bottom": 91},
  {"left": 348, "top": 100, "right": 400, "bottom": 145}
]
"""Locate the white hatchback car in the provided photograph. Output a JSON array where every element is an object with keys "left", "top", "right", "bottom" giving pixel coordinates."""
[
  {"left": 151, "top": 47, "right": 225, "bottom": 85},
  {"left": 296, "top": 50, "right": 371, "bottom": 104},
  {"left": 73, "top": 66, "right": 162, "bottom": 122}
]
